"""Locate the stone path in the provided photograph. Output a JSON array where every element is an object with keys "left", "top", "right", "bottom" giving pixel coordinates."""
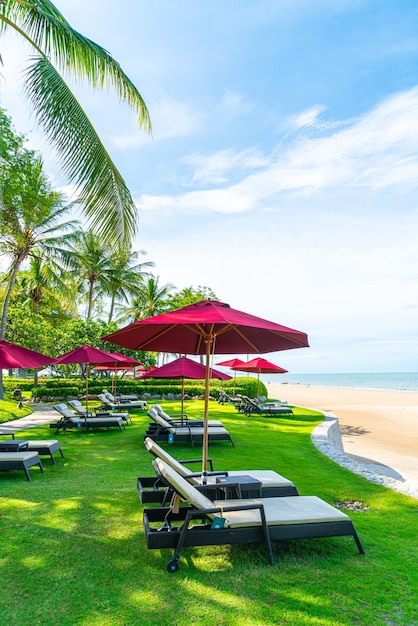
[{"left": 0, "top": 404, "right": 57, "bottom": 438}]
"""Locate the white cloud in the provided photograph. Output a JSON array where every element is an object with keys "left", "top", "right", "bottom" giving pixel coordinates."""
[{"left": 285, "top": 104, "right": 327, "bottom": 130}]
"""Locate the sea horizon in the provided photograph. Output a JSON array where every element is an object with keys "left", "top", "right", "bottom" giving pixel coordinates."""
[{"left": 254, "top": 372, "right": 418, "bottom": 393}]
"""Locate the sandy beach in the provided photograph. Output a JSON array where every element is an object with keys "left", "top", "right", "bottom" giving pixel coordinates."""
[{"left": 267, "top": 383, "right": 418, "bottom": 490}]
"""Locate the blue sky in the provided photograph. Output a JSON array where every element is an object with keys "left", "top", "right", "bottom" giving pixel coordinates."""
[{"left": 1, "top": 0, "right": 418, "bottom": 373}]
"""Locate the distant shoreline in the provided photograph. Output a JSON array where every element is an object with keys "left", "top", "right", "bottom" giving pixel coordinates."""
[{"left": 267, "top": 382, "right": 418, "bottom": 492}]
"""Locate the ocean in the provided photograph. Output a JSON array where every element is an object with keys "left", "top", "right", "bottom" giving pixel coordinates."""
[{"left": 257, "top": 372, "right": 418, "bottom": 392}]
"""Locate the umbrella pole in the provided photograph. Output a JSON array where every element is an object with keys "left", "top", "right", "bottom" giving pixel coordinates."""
[
  {"left": 85, "top": 365, "right": 89, "bottom": 422},
  {"left": 202, "top": 339, "right": 211, "bottom": 483},
  {"left": 181, "top": 378, "right": 185, "bottom": 424}
]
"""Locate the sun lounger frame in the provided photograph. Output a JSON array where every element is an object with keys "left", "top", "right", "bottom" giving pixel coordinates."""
[
  {"left": 0, "top": 451, "right": 44, "bottom": 481},
  {"left": 142, "top": 458, "right": 365, "bottom": 572}
]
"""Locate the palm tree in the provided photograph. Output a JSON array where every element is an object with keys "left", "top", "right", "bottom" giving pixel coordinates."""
[
  {"left": 105, "top": 247, "right": 155, "bottom": 323},
  {"left": 66, "top": 230, "right": 113, "bottom": 319},
  {"left": 0, "top": 157, "right": 78, "bottom": 339},
  {"left": 0, "top": 0, "right": 151, "bottom": 247},
  {"left": 15, "top": 250, "right": 76, "bottom": 317},
  {"left": 117, "top": 275, "right": 175, "bottom": 323}
]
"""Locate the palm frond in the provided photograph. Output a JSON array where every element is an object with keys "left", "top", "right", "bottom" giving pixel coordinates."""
[
  {"left": 3, "top": 0, "right": 151, "bottom": 131},
  {"left": 24, "top": 57, "right": 137, "bottom": 246}
]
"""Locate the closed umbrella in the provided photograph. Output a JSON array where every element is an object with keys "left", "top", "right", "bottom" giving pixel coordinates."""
[
  {"left": 231, "top": 357, "right": 288, "bottom": 398},
  {"left": 103, "top": 299, "right": 309, "bottom": 475},
  {"left": 143, "top": 355, "right": 231, "bottom": 418}
]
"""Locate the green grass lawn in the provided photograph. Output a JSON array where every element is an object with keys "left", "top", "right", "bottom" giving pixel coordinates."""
[{"left": 0, "top": 400, "right": 417, "bottom": 625}]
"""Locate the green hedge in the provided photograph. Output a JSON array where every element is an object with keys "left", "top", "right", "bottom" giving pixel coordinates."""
[{"left": 4, "top": 375, "right": 267, "bottom": 401}]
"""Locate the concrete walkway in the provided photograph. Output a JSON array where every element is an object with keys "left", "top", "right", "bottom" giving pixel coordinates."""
[{"left": 0, "top": 404, "right": 57, "bottom": 438}]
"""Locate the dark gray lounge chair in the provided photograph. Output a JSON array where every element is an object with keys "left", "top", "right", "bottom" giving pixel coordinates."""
[
  {"left": 50, "top": 404, "right": 125, "bottom": 433},
  {"left": 0, "top": 451, "right": 44, "bottom": 481},
  {"left": 137, "top": 437, "right": 299, "bottom": 504},
  {"left": 143, "top": 458, "right": 365, "bottom": 572},
  {"left": 144, "top": 412, "right": 234, "bottom": 448},
  {"left": 98, "top": 393, "right": 147, "bottom": 411},
  {"left": 69, "top": 399, "right": 132, "bottom": 425},
  {"left": 150, "top": 405, "right": 224, "bottom": 427}
]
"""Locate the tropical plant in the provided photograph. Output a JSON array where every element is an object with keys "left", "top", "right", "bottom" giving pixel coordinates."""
[
  {"left": 64, "top": 230, "right": 113, "bottom": 320},
  {"left": 0, "top": 119, "right": 78, "bottom": 340},
  {"left": 116, "top": 275, "right": 175, "bottom": 323},
  {"left": 105, "top": 247, "right": 154, "bottom": 323},
  {"left": 0, "top": 0, "right": 151, "bottom": 247}
]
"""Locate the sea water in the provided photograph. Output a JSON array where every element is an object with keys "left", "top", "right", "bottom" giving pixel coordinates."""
[{"left": 259, "top": 372, "right": 418, "bottom": 392}]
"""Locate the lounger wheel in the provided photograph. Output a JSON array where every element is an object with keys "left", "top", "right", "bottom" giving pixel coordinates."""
[{"left": 166, "top": 558, "right": 179, "bottom": 573}]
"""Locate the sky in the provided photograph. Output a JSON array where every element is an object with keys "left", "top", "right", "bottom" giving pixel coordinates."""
[{"left": 1, "top": 0, "right": 418, "bottom": 373}]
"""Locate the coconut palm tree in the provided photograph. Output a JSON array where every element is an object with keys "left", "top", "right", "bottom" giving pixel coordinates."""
[
  {"left": 0, "top": 0, "right": 151, "bottom": 247},
  {"left": 0, "top": 156, "right": 78, "bottom": 339},
  {"left": 117, "top": 275, "right": 175, "bottom": 323},
  {"left": 14, "top": 250, "right": 76, "bottom": 317},
  {"left": 65, "top": 230, "right": 113, "bottom": 320},
  {"left": 105, "top": 247, "right": 155, "bottom": 323}
]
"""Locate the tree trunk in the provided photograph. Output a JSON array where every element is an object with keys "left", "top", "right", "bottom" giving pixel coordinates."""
[{"left": 0, "top": 259, "right": 23, "bottom": 400}]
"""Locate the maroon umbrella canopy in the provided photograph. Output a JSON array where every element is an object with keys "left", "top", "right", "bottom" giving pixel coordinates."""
[
  {"left": 55, "top": 344, "right": 127, "bottom": 412},
  {"left": 216, "top": 357, "right": 246, "bottom": 393},
  {"left": 94, "top": 352, "right": 142, "bottom": 394},
  {"left": 144, "top": 356, "right": 230, "bottom": 381},
  {"left": 103, "top": 299, "right": 309, "bottom": 473},
  {"left": 0, "top": 339, "right": 55, "bottom": 370},
  {"left": 231, "top": 357, "right": 288, "bottom": 375},
  {"left": 231, "top": 357, "right": 288, "bottom": 397},
  {"left": 144, "top": 356, "right": 231, "bottom": 415}
]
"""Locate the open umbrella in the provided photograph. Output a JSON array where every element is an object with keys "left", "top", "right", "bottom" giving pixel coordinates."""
[
  {"left": 216, "top": 357, "right": 245, "bottom": 393},
  {"left": 54, "top": 344, "right": 128, "bottom": 414},
  {"left": 231, "top": 357, "right": 288, "bottom": 398},
  {"left": 0, "top": 339, "right": 56, "bottom": 370},
  {"left": 143, "top": 356, "right": 231, "bottom": 418},
  {"left": 0, "top": 339, "right": 56, "bottom": 400},
  {"left": 102, "top": 299, "right": 309, "bottom": 475},
  {"left": 94, "top": 351, "right": 142, "bottom": 395}
]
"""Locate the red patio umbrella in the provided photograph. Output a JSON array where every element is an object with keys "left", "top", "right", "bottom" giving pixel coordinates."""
[
  {"left": 143, "top": 356, "right": 231, "bottom": 417},
  {"left": 94, "top": 351, "right": 142, "bottom": 395},
  {"left": 0, "top": 339, "right": 56, "bottom": 400},
  {"left": 54, "top": 344, "right": 128, "bottom": 414},
  {"left": 231, "top": 357, "right": 288, "bottom": 398},
  {"left": 102, "top": 299, "right": 309, "bottom": 474},
  {"left": 216, "top": 357, "right": 245, "bottom": 393},
  {"left": 0, "top": 339, "right": 56, "bottom": 370}
]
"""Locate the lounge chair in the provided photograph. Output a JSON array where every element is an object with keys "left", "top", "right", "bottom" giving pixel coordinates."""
[
  {"left": 151, "top": 404, "right": 224, "bottom": 427},
  {"left": 144, "top": 412, "right": 234, "bottom": 448},
  {"left": 216, "top": 389, "right": 243, "bottom": 406},
  {"left": 0, "top": 451, "right": 44, "bottom": 481},
  {"left": 0, "top": 439, "right": 64, "bottom": 464},
  {"left": 241, "top": 397, "right": 294, "bottom": 417},
  {"left": 26, "top": 440, "right": 64, "bottom": 464},
  {"left": 69, "top": 399, "right": 132, "bottom": 425},
  {"left": 50, "top": 404, "right": 125, "bottom": 433},
  {"left": 97, "top": 393, "right": 147, "bottom": 412},
  {"left": 137, "top": 437, "right": 299, "bottom": 503},
  {"left": 102, "top": 389, "right": 139, "bottom": 402},
  {"left": 143, "top": 458, "right": 365, "bottom": 572}
]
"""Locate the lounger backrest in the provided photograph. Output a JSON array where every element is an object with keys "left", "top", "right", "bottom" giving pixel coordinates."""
[
  {"left": 147, "top": 407, "right": 159, "bottom": 420},
  {"left": 152, "top": 413, "right": 173, "bottom": 430},
  {"left": 145, "top": 437, "right": 193, "bottom": 478},
  {"left": 153, "top": 405, "right": 173, "bottom": 421},
  {"left": 103, "top": 390, "right": 116, "bottom": 402},
  {"left": 98, "top": 394, "right": 112, "bottom": 405},
  {"left": 53, "top": 403, "right": 76, "bottom": 418},
  {"left": 154, "top": 459, "right": 216, "bottom": 517}
]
